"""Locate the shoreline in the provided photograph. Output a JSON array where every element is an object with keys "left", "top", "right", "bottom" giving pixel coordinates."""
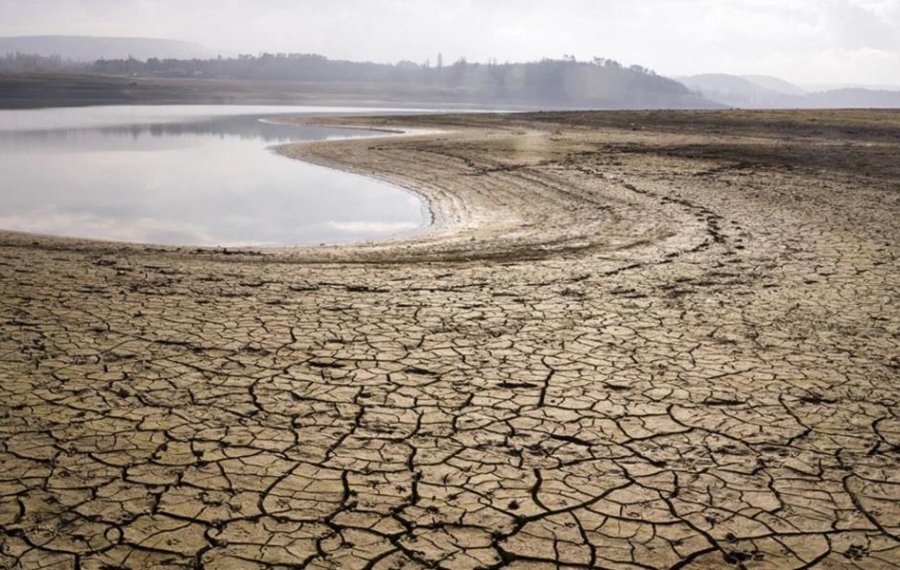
[
  {"left": 0, "top": 115, "right": 685, "bottom": 266},
  {"left": 1, "top": 110, "right": 899, "bottom": 568},
  {"left": 0, "top": 114, "right": 442, "bottom": 258}
]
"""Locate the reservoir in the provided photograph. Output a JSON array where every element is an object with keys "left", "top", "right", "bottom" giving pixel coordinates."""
[{"left": 0, "top": 105, "right": 429, "bottom": 247}]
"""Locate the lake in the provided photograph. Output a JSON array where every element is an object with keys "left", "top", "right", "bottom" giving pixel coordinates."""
[{"left": 0, "top": 105, "right": 429, "bottom": 247}]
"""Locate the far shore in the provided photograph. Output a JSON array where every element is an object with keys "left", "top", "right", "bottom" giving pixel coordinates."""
[{"left": 0, "top": 72, "right": 543, "bottom": 110}]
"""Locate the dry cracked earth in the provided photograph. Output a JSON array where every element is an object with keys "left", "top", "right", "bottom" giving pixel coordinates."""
[{"left": 1, "top": 110, "right": 899, "bottom": 569}]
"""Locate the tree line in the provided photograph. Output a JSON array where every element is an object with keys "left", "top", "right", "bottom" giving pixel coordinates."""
[{"left": 1, "top": 52, "right": 703, "bottom": 108}]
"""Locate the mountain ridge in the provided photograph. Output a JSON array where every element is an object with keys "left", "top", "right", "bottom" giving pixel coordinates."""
[{"left": 677, "top": 73, "right": 900, "bottom": 109}]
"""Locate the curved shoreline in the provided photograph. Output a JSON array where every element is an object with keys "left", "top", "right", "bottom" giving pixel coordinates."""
[
  {"left": 269, "top": 122, "right": 445, "bottom": 246},
  {"left": 0, "top": 111, "right": 437, "bottom": 255},
  {"left": 0, "top": 117, "right": 690, "bottom": 265},
  {"left": 267, "top": 116, "right": 708, "bottom": 265},
  {"left": 0, "top": 113, "right": 713, "bottom": 266}
]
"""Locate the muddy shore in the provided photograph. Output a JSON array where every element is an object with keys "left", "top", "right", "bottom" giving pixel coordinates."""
[{"left": 1, "top": 110, "right": 899, "bottom": 568}]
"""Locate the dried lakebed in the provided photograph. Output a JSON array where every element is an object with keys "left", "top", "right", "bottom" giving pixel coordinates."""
[{"left": 1, "top": 110, "right": 899, "bottom": 569}]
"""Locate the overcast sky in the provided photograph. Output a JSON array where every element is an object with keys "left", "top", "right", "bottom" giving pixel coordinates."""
[{"left": 1, "top": 0, "right": 899, "bottom": 86}]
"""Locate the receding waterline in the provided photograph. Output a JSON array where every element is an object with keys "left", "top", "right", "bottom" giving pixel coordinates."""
[{"left": 0, "top": 105, "right": 430, "bottom": 247}]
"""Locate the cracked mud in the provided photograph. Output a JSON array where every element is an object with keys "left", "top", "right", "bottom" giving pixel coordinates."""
[{"left": 1, "top": 110, "right": 899, "bottom": 569}]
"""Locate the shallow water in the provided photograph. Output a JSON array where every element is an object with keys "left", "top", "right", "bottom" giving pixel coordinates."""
[{"left": 0, "top": 105, "right": 429, "bottom": 246}]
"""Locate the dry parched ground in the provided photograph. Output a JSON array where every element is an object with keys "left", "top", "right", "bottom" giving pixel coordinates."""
[{"left": 1, "top": 110, "right": 899, "bottom": 569}]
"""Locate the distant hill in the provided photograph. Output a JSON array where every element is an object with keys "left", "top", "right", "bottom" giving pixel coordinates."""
[
  {"left": 79, "top": 55, "right": 722, "bottom": 109},
  {"left": 676, "top": 74, "right": 802, "bottom": 108},
  {"left": 0, "top": 50, "right": 720, "bottom": 109},
  {"left": 802, "top": 82, "right": 900, "bottom": 92},
  {"left": 677, "top": 73, "right": 900, "bottom": 109},
  {"left": 0, "top": 35, "right": 208, "bottom": 61},
  {"left": 740, "top": 74, "right": 807, "bottom": 96},
  {"left": 803, "top": 88, "right": 900, "bottom": 109}
]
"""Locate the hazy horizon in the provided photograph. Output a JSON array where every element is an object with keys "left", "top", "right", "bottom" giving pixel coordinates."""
[{"left": 1, "top": 0, "right": 898, "bottom": 86}]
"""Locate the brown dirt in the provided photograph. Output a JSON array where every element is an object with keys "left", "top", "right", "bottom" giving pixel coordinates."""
[{"left": 1, "top": 110, "right": 899, "bottom": 568}]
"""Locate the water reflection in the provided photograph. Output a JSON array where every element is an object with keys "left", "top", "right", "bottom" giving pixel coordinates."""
[
  {"left": 0, "top": 114, "right": 380, "bottom": 147},
  {"left": 0, "top": 106, "right": 427, "bottom": 246}
]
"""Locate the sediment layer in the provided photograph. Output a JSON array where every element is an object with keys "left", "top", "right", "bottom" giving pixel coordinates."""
[{"left": 1, "top": 110, "right": 899, "bottom": 568}]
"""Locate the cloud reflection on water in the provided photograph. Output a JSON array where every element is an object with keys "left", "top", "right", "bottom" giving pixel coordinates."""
[{"left": 0, "top": 106, "right": 428, "bottom": 246}]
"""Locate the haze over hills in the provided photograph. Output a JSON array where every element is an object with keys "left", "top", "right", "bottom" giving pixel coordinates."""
[
  {"left": 678, "top": 73, "right": 900, "bottom": 109},
  {"left": 678, "top": 74, "right": 782, "bottom": 107},
  {"left": 1, "top": 35, "right": 899, "bottom": 110},
  {"left": 739, "top": 75, "right": 807, "bottom": 96},
  {"left": 0, "top": 48, "right": 718, "bottom": 110},
  {"left": 0, "top": 35, "right": 209, "bottom": 61}
]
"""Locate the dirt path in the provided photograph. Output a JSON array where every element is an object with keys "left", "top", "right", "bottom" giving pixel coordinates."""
[{"left": 1, "top": 110, "right": 899, "bottom": 568}]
